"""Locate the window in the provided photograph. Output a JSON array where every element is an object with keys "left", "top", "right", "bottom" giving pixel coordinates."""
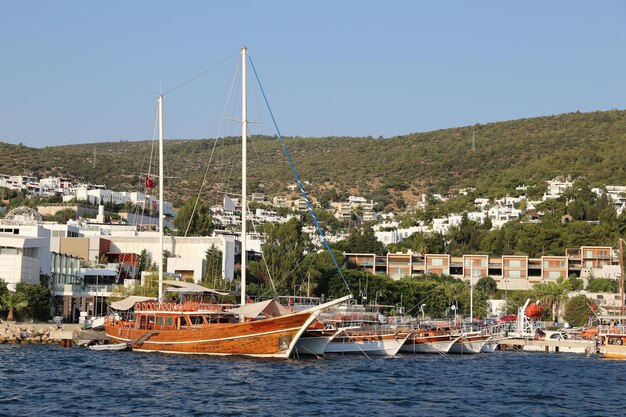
[
  {"left": 508, "top": 270, "right": 521, "bottom": 278},
  {"left": 0, "top": 247, "right": 18, "bottom": 255},
  {"left": 509, "top": 260, "right": 521, "bottom": 268},
  {"left": 548, "top": 271, "right": 562, "bottom": 279},
  {"left": 431, "top": 258, "right": 443, "bottom": 266}
]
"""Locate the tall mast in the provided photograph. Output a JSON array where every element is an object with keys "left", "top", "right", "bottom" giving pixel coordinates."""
[
  {"left": 470, "top": 258, "right": 474, "bottom": 324},
  {"left": 158, "top": 94, "right": 164, "bottom": 302},
  {"left": 240, "top": 47, "right": 248, "bottom": 306},
  {"left": 619, "top": 237, "right": 624, "bottom": 325}
]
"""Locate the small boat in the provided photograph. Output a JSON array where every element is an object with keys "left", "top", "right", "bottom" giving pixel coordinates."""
[
  {"left": 88, "top": 342, "right": 131, "bottom": 352},
  {"left": 595, "top": 316, "right": 626, "bottom": 359},
  {"left": 325, "top": 326, "right": 409, "bottom": 356},
  {"left": 400, "top": 327, "right": 461, "bottom": 354}
]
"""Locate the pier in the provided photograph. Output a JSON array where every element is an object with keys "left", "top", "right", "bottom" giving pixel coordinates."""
[{"left": 499, "top": 337, "right": 595, "bottom": 354}]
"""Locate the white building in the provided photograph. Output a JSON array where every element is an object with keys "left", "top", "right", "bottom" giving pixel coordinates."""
[{"left": 0, "top": 207, "right": 51, "bottom": 288}]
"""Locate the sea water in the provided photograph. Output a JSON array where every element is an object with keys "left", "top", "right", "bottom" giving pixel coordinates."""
[{"left": 0, "top": 344, "right": 624, "bottom": 417}]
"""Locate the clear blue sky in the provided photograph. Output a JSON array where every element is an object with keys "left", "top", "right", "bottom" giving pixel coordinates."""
[{"left": 1, "top": 1, "right": 625, "bottom": 148}]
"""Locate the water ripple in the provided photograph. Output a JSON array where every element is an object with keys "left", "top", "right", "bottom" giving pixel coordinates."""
[{"left": 2, "top": 346, "right": 626, "bottom": 416}]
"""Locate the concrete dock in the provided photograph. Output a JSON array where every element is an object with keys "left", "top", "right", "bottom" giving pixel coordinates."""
[{"left": 499, "top": 337, "right": 595, "bottom": 354}]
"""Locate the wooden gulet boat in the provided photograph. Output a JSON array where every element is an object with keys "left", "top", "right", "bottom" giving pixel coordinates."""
[
  {"left": 105, "top": 295, "right": 350, "bottom": 358},
  {"left": 105, "top": 48, "right": 353, "bottom": 358}
]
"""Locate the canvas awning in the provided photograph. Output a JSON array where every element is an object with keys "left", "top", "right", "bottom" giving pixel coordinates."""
[
  {"left": 228, "top": 299, "right": 292, "bottom": 318},
  {"left": 110, "top": 296, "right": 156, "bottom": 311},
  {"left": 162, "top": 280, "right": 231, "bottom": 295}
]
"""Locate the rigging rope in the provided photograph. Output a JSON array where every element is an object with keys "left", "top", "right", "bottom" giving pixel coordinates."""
[{"left": 247, "top": 54, "right": 352, "bottom": 296}]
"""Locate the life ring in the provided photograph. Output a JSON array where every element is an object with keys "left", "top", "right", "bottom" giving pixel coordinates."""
[{"left": 166, "top": 303, "right": 173, "bottom": 311}]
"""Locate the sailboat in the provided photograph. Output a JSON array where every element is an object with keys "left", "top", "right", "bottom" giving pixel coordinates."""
[{"left": 104, "top": 48, "right": 351, "bottom": 358}]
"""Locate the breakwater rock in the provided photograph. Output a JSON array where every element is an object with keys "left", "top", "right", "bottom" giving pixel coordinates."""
[{"left": 0, "top": 324, "right": 58, "bottom": 344}]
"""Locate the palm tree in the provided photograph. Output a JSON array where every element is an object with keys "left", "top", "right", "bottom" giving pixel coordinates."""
[
  {"left": 0, "top": 291, "right": 28, "bottom": 322},
  {"left": 533, "top": 276, "right": 571, "bottom": 322}
]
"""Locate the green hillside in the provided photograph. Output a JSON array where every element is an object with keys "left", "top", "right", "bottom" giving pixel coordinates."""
[{"left": 2, "top": 109, "right": 626, "bottom": 209}]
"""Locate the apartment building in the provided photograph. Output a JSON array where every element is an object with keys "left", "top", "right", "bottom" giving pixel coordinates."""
[{"left": 344, "top": 245, "right": 622, "bottom": 290}]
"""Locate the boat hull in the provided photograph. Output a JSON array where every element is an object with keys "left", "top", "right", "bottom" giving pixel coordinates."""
[
  {"left": 601, "top": 345, "right": 626, "bottom": 359},
  {"left": 449, "top": 333, "right": 490, "bottom": 354},
  {"left": 294, "top": 331, "right": 337, "bottom": 356},
  {"left": 400, "top": 333, "right": 460, "bottom": 354},
  {"left": 105, "top": 311, "right": 314, "bottom": 358},
  {"left": 325, "top": 330, "right": 407, "bottom": 356}
]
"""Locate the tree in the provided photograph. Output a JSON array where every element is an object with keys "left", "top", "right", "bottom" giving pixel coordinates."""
[
  {"left": 533, "top": 276, "right": 572, "bottom": 322},
  {"left": 0, "top": 291, "right": 28, "bottom": 321},
  {"left": 344, "top": 224, "right": 387, "bottom": 255},
  {"left": 567, "top": 274, "right": 584, "bottom": 291},
  {"left": 173, "top": 198, "right": 214, "bottom": 236},
  {"left": 563, "top": 295, "right": 598, "bottom": 327},
  {"left": 53, "top": 208, "right": 77, "bottom": 224},
  {"left": 260, "top": 218, "right": 310, "bottom": 294},
  {"left": 204, "top": 245, "right": 223, "bottom": 284},
  {"left": 162, "top": 249, "right": 171, "bottom": 272},
  {"left": 138, "top": 249, "right": 153, "bottom": 273},
  {"left": 587, "top": 277, "right": 619, "bottom": 293},
  {"left": 16, "top": 283, "right": 51, "bottom": 321},
  {"left": 475, "top": 276, "right": 498, "bottom": 297}
]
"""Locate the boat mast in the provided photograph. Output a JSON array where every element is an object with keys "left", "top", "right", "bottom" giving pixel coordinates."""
[
  {"left": 240, "top": 47, "right": 248, "bottom": 306},
  {"left": 470, "top": 258, "right": 474, "bottom": 325},
  {"left": 158, "top": 94, "right": 164, "bottom": 302},
  {"left": 619, "top": 237, "right": 624, "bottom": 326}
]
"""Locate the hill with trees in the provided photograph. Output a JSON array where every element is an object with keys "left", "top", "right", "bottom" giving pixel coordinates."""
[{"left": 1, "top": 109, "right": 626, "bottom": 211}]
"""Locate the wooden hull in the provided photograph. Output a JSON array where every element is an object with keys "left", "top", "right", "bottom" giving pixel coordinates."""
[
  {"left": 105, "top": 311, "right": 314, "bottom": 358},
  {"left": 325, "top": 329, "right": 408, "bottom": 356},
  {"left": 449, "top": 333, "right": 491, "bottom": 354},
  {"left": 400, "top": 333, "right": 461, "bottom": 354}
]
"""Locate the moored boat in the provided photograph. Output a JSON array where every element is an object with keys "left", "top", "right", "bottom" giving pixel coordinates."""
[
  {"left": 292, "top": 321, "right": 340, "bottom": 356},
  {"left": 595, "top": 316, "right": 626, "bottom": 359},
  {"left": 325, "top": 326, "right": 409, "bottom": 356},
  {"left": 400, "top": 328, "right": 461, "bottom": 354},
  {"left": 105, "top": 293, "right": 351, "bottom": 358},
  {"left": 448, "top": 331, "right": 492, "bottom": 354}
]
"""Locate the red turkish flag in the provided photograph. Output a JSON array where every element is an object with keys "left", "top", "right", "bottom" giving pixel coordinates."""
[{"left": 145, "top": 177, "right": 155, "bottom": 188}]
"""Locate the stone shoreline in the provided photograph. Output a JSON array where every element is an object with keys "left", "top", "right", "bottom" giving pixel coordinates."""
[{"left": 0, "top": 322, "right": 86, "bottom": 345}]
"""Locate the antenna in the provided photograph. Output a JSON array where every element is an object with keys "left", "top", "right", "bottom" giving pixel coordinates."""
[{"left": 471, "top": 130, "right": 476, "bottom": 152}]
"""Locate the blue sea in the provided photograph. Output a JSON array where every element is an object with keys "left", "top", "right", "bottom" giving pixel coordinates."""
[{"left": 0, "top": 345, "right": 624, "bottom": 417}]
